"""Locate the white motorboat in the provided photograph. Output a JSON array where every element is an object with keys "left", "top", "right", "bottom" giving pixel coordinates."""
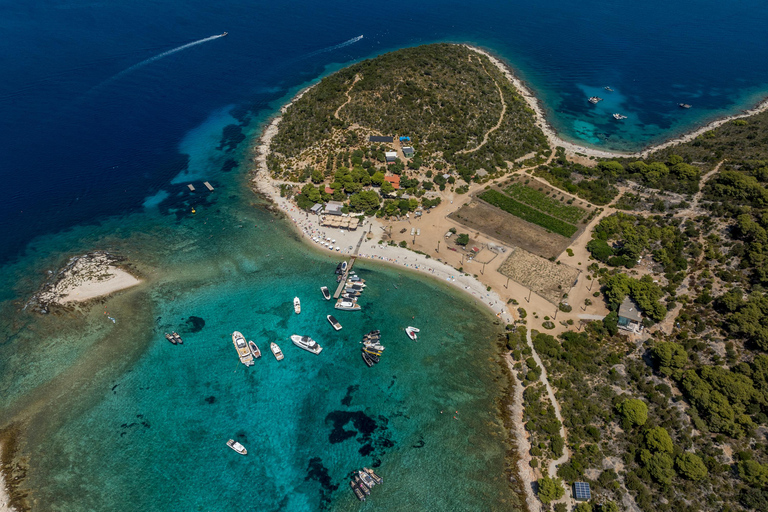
[
  {"left": 293, "top": 296, "right": 301, "bottom": 314},
  {"left": 327, "top": 315, "right": 342, "bottom": 331},
  {"left": 321, "top": 286, "right": 331, "bottom": 300},
  {"left": 291, "top": 334, "right": 323, "bottom": 355},
  {"left": 335, "top": 300, "right": 361, "bottom": 311},
  {"left": 405, "top": 326, "right": 420, "bottom": 340},
  {"left": 248, "top": 340, "right": 261, "bottom": 359},
  {"left": 226, "top": 439, "right": 247, "bottom": 455},
  {"left": 232, "top": 331, "right": 254, "bottom": 366},
  {"left": 613, "top": 113, "right": 627, "bottom": 120},
  {"left": 271, "top": 342, "right": 284, "bottom": 361}
]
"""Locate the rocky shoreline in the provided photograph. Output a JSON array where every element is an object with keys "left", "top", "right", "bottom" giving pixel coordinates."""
[{"left": 25, "top": 251, "right": 141, "bottom": 313}]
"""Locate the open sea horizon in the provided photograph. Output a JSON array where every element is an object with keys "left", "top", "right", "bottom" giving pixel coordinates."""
[{"left": 1, "top": 1, "right": 766, "bottom": 510}]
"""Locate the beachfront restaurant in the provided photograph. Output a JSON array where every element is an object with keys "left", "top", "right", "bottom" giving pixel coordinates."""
[{"left": 325, "top": 201, "right": 344, "bottom": 216}]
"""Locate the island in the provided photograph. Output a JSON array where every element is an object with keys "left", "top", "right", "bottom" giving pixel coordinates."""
[{"left": 252, "top": 42, "right": 768, "bottom": 512}]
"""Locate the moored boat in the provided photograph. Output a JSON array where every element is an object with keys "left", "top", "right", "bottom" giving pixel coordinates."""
[
  {"left": 270, "top": 342, "right": 284, "bottom": 361},
  {"left": 290, "top": 334, "right": 323, "bottom": 355},
  {"left": 588, "top": 96, "right": 603, "bottom": 104},
  {"left": 678, "top": 103, "right": 692, "bottom": 109},
  {"left": 335, "top": 300, "right": 361, "bottom": 311},
  {"left": 341, "top": 261, "right": 348, "bottom": 273},
  {"left": 232, "top": 331, "right": 254, "bottom": 366},
  {"left": 362, "top": 351, "right": 375, "bottom": 367},
  {"left": 354, "top": 475, "right": 370, "bottom": 495},
  {"left": 613, "top": 113, "right": 627, "bottom": 120},
  {"left": 226, "top": 439, "right": 247, "bottom": 455},
  {"left": 293, "top": 297, "right": 301, "bottom": 314},
  {"left": 327, "top": 315, "right": 342, "bottom": 331},
  {"left": 164, "top": 333, "right": 177, "bottom": 345},
  {"left": 359, "top": 470, "right": 376, "bottom": 488},
  {"left": 172, "top": 331, "right": 183, "bottom": 344},
  {"left": 604, "top": 86, "right": 614, "bottom": 91},
  {"left": 350, "top": 480, "right": 365, "bottom": 501},
  {"left": 249, "top": 340, "right": 261, "bottom": 359},
  {"left": 364, "top": 467, "right": 383, "bottom": 484},
  {"left": 321, "top": 286, "right": 331, "bottom": 300},
  {"left": 405, "top": 326, "right": 419, "bottom": 340}
]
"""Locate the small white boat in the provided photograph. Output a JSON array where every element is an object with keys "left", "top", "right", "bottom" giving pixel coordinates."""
[
  {"left": 321, "top": 286, "right": 331, "bottom": 300},
  {"left": 327, "top": 315, "right": 342, "bottom": 331},
  {"left": 405, "top": 326, "right": 420, "bottom": 340},
  {"left": 271, "top": 342, "right": 284, "bottom": 361},
  {"left": 248, "top": 340, "right": 261, "bottom": 359},
  {"left": 613, "top": 113, "right": 627, "bottom": 120},
  {"left": 291, "top": 334, "right": 323, "bottom": 355},
  {"left": 293, "top": 297, "right": 301, "bottom": 314},
  {"left": 341, "top": 261, "right": 348, "bottom": 273},
  {"left": 226, "top": 439, "right": 247, "bottom": 455},
  {"left": 335, "top": 300, "right": 361, "bottom": 311}
]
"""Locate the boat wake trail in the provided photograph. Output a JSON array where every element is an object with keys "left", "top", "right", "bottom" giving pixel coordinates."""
[{"left": 300, "top": 35, "right": 363, "bottom": 60}]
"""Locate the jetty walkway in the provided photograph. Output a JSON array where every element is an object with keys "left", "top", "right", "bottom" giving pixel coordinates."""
[{"left": 333, "top": 231, "right": 367, "bottom": 299}]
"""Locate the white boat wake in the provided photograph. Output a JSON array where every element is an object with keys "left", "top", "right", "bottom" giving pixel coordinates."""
[
  {"left": 88, "top": 33, "right": 227, "bottom": 94},
  {"left": 301, "top": 35, "right": 363, "bottom": 60}
]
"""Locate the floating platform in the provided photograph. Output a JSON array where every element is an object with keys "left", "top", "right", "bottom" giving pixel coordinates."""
[
  {"left": 187, "top": 184, "right": 195, "bottom": 191},
  {"left": 204, "top": 182, "right": 214, "bottom": 191}
]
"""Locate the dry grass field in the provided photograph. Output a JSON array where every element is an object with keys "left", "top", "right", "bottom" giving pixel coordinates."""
[{"left": 497, "top": 247, "right": 581, "bottom": 305}]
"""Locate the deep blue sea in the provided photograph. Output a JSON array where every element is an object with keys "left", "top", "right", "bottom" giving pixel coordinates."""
[{"left": 0, "top": 1, "right": 767, "bottom": 510}]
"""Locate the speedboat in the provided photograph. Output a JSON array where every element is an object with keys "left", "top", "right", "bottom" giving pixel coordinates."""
[
  {"left": 172, "top": 332, "right": 183, "bottom": 344},
  {"left": 362, "top": 352, "right": 375, "bottom": 367},
  {"left": 164, "top": 333, "right": 177, "bottom": 345},
  {"left": 345, "top": 280, "right": 365, "bottom": 288},
  {"left": 340, "top": 261, "right": 348, "bottom": 273},
  {"left": 613, "top": 113, "right": 627, "bottom": 120},
  {"left": 363, "top": 341, "right": 385, "bottom": 351},
  {"left": 293, "top": 297, "right": 301, "bottom": 314},
  {"left": 232, "top": 331, "right": 254, "bottom": 366},
  {"left": 588, "top": 96, "right": 602, "bottom": 104},
  {"left": 327, "top": 315, "right": 342, "bottom": 331},
  {"left": 226, "top": 439, "right": 246, "bottom": 455},
  {"left": 321, "top": 286, "right": 331, "bottom": 300},
  {"left": 604, "top": 86, "right": 613, "bottom": 91},
  {"left": 354, "top": 475, "right": 371, "bottom": 495},
  {"left": 335, "top": 300, "right": 361, "bottom": 311},
  {"left": 348, "top": 275, "right": 365, "bottom": 283},
  {"left": 271, "top": 342, "right": 284, "bottom": 361},
  {"left": 291, "top": 334, "right": 323, "bottom": 355},
  {"left": 248, "top": 340, "right": 261, "bottom": 359},
  {"left": 221, "top": 32, "right": 228, "bottom": 37},
  {"left": 678, "top": 103, "right": 692, "bottom": 109},
  {"left": 405, "top": 326, "right": 420, "bottom": 340}
]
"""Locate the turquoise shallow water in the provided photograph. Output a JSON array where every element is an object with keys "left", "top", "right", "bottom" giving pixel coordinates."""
[{"left": 0, "top": 141, "right": 518, "bottom": 510}]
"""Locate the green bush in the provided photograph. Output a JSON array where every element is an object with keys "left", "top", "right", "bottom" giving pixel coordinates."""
[
  {"left": 537, "top": 476, "right": 564, "bottom": 504},
  {"left": 504, "top": 182, "right": 587, "bottom": 223}
]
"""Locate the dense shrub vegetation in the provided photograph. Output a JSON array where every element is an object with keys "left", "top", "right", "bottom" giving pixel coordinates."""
[{"left": 479, "top": 189, "right": 578, "bottom": 237}]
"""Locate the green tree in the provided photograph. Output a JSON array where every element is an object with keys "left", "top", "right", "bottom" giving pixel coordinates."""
[
  {"left": 616, "top": 398, "right": 648, "bottom": 427},
  {"left": 310, "top": 169, "right": 324, "bottom": 183},
  {"left": 537, "top": 476, "right": 564, "bottom": 504},
  {"left": 371, "top": 171, "right": 385, "bottom": 186},
  {"left": 738, "top": 459, "right": 768, "bottom": 486},
  {"left": 645, "top": 426, "right": 673, "bottom": 453},
  {"left": 381, "top": 179, "right": 395, "bottom": 196},
  {"left": 600, "top": 502, "right": 619, "bottom": 512},
  {"left": 640, "top": 450, "right": 675, "bottom": 485},
  {"left": 456, "top": 233, "right": 470, "bottom": 246},
  {"left": 652, "top": 342, "right": 688, "bottom": 376},
  {"left": 675, "top": 453, "right": 708, "bottom": 481},
  {"left": 574, "top": 503, "right": 593, "bottom": 512}
]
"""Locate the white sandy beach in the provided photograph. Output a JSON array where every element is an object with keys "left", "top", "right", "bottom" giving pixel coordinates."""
[{"left": 57, "top": 266, "right": 141, "bottom": 304}]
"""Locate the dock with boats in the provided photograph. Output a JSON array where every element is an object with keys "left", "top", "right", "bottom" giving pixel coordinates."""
[{"left": 333, "top": 232, "right": 367, "bottom": 300}]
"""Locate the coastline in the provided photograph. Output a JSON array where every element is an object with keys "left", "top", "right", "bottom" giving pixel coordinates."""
[
  {"left": 27, "top": 252, "right": 141, "bottom": 312},
  {"left": 0, "top": 444, "right": 16, "bottom": 512},
  {"left": 465, "top": 45, "right": 768, "bottom": 160}
]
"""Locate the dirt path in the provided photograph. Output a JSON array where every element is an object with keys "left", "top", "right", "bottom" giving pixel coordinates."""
[
  {"left": 456, "top": 59, "right": 507, "bottom": 155},
  {"left": 525, "top": 328, "right": 574, "bottom": 509},
  {"left": 334, "top": 74, "right": 361, "bottom": 120},
  {"left": 505, "top": 354, "right": 542, "bottom": 512}
]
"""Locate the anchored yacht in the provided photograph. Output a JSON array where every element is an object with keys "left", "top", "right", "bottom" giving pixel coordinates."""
[{"left": 290, "top": 334, "right": 323, "bottom": 355}]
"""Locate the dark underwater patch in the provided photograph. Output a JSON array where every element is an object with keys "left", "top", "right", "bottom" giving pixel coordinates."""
[
  {"left": 205, "top": 396, "right": 216, "bottom": 404},
  {"left": 326, "top": 411, "right": 377, "bottom": 444},
  {"left": 186, "top": 316, "right": 205, "bottom": 332},
  {"left": 221, "top": 158, "right": 238, "bottom": 173},
  {"left": 218, "top": 124, "right": 246, "bottom": 152},
  {"left": 305, "top": 457, "right": 338, "bottom": 509},
  {"left": 341, "top": 385, "right": 358, "bottom": 406}
]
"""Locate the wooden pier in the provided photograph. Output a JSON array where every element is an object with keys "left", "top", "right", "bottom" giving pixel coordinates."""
[
  {"left": 203, "top": 181, "right": 214, "bottom": 191},
  {"left": 333, "top": 232, "right": 367, "bottom": 299},
  {"left": 187, "top": 184, "right": 195, "bottom": 191}
]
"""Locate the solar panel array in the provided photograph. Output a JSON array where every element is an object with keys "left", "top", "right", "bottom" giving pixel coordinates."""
[{"left": 573, "top": 481, "right": 591, "bottom": 501}]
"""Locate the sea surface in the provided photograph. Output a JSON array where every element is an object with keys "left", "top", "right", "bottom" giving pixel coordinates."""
[{"left": 0, "top": 0, "right": 766, "bottom": 510}]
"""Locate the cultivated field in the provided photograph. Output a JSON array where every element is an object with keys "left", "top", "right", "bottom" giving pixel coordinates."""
[
  {"left": 497, "top": 247, "right": 581, "bottom": 305},
  {"left": 449, "top": 200, "right": 576, "bottom": 259}
]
